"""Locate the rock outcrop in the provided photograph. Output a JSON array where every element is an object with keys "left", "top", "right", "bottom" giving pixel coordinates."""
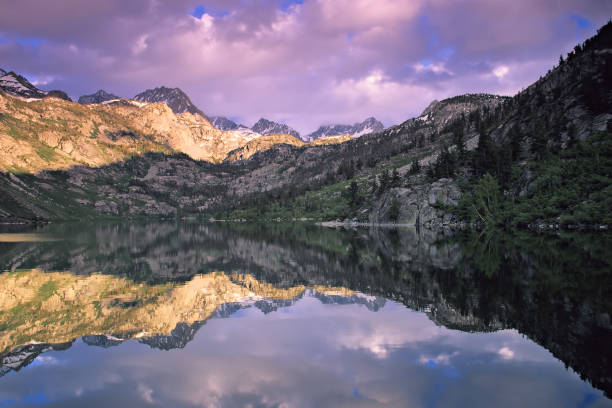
[{"left": 369, "top": 178, "right": 461, "bottom": 227}]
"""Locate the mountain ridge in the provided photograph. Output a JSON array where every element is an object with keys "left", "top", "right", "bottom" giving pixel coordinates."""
[{"left": 304, "top": 117, "right": 384, "bottom": 141}]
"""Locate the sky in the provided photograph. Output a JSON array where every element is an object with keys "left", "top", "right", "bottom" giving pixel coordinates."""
[{"left": 0, "top": 0, "right": 610, "bottom": 134}]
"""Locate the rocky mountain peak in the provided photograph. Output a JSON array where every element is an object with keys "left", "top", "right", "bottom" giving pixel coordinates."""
[
  {"left": 133, "top": 86, "right": 208, "bottom": 119},
  {"left": 417, "top": 94, "right": 508, "bottom": 129},
  {"left": 0, "top": 71, "right": 47, "bottom": 98},
  {"left": 78, "top": 89, "right": 120, "bottom": 104},
  {"left": 211, "top": 116, "right": 239, "bottom": 130},
  {"left": 420, "top": 100, "right": 440, "bottom": 117},
  {"left": 251, "top": 118, "right": 300, "bottom": 139},
  {"left": 0, "top": 68, "right": 6, "bottom": 76},
  {"left": 304, "top": 117, "right": 384, "bottom": 141}
]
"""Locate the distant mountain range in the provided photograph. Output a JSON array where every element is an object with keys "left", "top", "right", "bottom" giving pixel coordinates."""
[
  {"left": 304, "top": 117, "right": 384, "bottom": 141},
  {"left": 211, "top": 115, "right": 384, "bottom": 141},
  {"left": 0, "top": 73, "right": 384, "bottom": 142}
]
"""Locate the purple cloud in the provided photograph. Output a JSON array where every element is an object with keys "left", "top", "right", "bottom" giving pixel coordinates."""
[{"left": 0, "top": 0, "right": 610, "bottom": 133}]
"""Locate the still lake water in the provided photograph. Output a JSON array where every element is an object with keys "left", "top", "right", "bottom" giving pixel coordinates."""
[{"left": 0, "top": 222, "right": 610, "bottom": 407}]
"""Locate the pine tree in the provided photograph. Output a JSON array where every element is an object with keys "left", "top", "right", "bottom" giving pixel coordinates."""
[
  {"left": 348, "top": 181, "right": 360, "bottom": 207},
  {"left": 472, "top": 127, "right": 495, "bottom": 177},
  {"left": 391, "top": 168, "right": 401, "bottom": 187},
  {"left": 453, "top": 128, "right": 466, "bottom": 159},
  {"left": 409, "top": 158, "right": 420, "bottom": 175},
  {"left": 378, "top": 169, "right": 390, "bottom": 194}
]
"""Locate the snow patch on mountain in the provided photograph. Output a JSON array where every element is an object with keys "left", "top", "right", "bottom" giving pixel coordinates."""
[{"left": 227, "top": 126, "right": 261, "bottom": 142}]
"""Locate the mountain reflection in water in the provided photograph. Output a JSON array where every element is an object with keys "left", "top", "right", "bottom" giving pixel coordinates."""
[{"left": 0, "top": 222, "right": 610, "bottom": 407}]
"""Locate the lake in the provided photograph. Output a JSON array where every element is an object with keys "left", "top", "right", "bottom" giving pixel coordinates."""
[{"left": 0, "top": 222, "right": 610, "bottom": 407}]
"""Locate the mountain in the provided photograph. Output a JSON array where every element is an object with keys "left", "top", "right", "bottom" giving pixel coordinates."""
[
  {"left": 133, "top": 86, "right": 208, "bottom": 118},
  {"left": 211, "top": 116, "right": 239, "bottom": 130},
  {"left": 305, "top": 117, "right": 384, "bottom": 141},
  {"left": 0, "top": 71, "right": 47, "bottom": 98},
  {"left": 78, "top": 89, "right": 120, "bottom": 104},
  {"left": 0, "top": 68, "right": 5, "bottom": 76},
  {"left": 0, "top": 71, "right": 71, "bottom": 101},
  {"left": 0, "top": 21, "right": 610, "bottom": 225},
  {"left": 251, "top": 118, "right": 300, "bottom": 139}
]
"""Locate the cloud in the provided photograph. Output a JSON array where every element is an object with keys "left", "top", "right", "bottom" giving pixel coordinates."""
[
  {"left": 498, "top": 347, "right": 515, "bottom": 360},
  {"left": 0, "top": 0, "right": 610, "bottom": 133},
  {"left": 493, "top": 66, "right": 510, "bottom": 79},
  {"left": 137, "top": 383, "right": 155, "bottom": 404}
]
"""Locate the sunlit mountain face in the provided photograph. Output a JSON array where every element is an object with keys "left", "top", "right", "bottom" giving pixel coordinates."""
[{"left": 0, "top": 222, "right": 611, "bottom": 407}]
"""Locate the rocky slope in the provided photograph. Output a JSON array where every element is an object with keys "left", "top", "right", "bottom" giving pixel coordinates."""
[
  {"left": 304, "top": 117, "right": 384, "bottom": 141},
  {"left": 133, "top": 86, "right": 208, "bottom": 118},
  {"left": 78, "top": 89, "right": 120, "bottom": 104},
  {"left": 251, "top": 118, "right": 300, "bottom": 139}
]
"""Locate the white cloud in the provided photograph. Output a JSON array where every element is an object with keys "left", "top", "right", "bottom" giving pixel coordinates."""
[
  {"left": 493, "top": 65, "right": 509, "bottom": 79},
  {"left": 419, "top": 351, "right": 459, "bottom": 365},
  {"left": 138, "top": 383, "right": 155, "bottom": 404},
  {"left": 132, "top": 34, "right": 149, "bottom": 55},
  {"left": 498, "top": 346, "right": 515, "bottom": 360}
]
